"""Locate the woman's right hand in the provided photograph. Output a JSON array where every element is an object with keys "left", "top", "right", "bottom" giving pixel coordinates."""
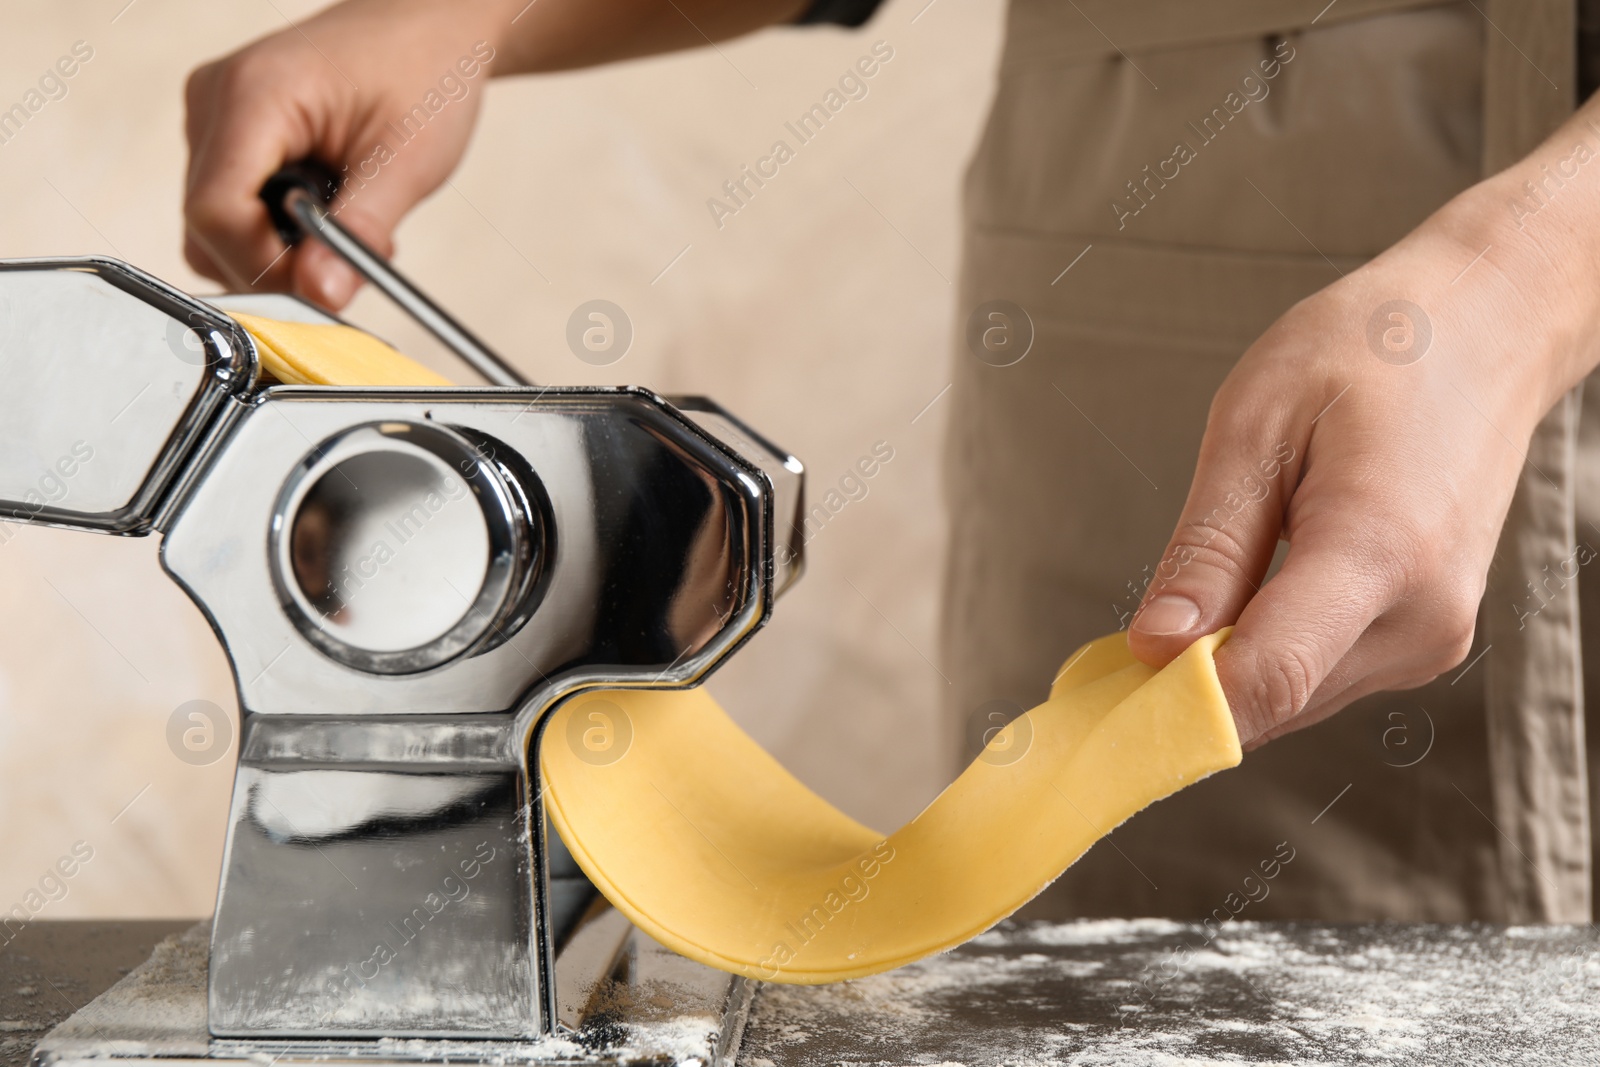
[{"left": 183, "top": 0, "right": 509, "bottom": 308}]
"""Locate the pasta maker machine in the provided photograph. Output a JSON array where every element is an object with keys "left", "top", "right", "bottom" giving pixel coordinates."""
[{"left": 11, "top": 169, "right": 804, "bottom": 1066}]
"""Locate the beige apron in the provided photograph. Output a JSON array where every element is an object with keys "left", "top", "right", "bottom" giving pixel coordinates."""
[{"left": 943, "top": 0, "right": 1592, "bottom": 922}]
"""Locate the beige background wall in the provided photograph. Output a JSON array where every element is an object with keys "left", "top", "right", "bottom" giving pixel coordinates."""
[{"left": 0, "top": 0, "right": 1003, "bottom": 916}]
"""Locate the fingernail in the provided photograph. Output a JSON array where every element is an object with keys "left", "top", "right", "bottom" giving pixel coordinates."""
[
  {"left": 316, "top": 264, "right": 358, "bottom": 307},
  {"left": 1133, "top": 594, "right": 1202, "bottom": 637}
]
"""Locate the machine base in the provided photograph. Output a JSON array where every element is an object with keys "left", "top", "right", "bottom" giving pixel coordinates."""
[{"left": 31, "top": 913, "right": 751, "bottom": 1067}]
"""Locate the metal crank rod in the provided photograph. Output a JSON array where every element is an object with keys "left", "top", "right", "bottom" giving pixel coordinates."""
[{"left": 260, "top": 161, "right": 534, "bottom": 388}]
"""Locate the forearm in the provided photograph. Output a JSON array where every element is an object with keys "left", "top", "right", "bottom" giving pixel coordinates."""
[
  {"left": 475, "top": 0, "right": 810, "bottom": 75},
  {"left": 1412, "top": 90, "right": 1600, "bottom": 429}
]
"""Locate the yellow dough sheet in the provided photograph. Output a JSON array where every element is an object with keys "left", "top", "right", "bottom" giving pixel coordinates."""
[
  {"left": 233, "top": 311, "right": 451, "bottom": 387},
  {"left": 232, "top": 313, "right": 1243, "bottom": 985}
]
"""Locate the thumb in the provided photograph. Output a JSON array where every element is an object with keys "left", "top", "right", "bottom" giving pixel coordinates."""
[
  {"left": 1212, "top": 523, "right": 1390, "bottom": 743},
  {"left": 1128, "top": 435, "right": 1300, "bottom": 665}
]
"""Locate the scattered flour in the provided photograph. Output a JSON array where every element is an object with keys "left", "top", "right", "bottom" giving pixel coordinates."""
[{"left": 740, "top": 918, "right": 1600, "bottom": 1066}]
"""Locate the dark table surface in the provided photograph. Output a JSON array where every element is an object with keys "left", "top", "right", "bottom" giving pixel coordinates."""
[
  {"left": 10, "top": 919, "right": 1600, "bottom": 1066},
  {"left": 0, "top": 922, "right": 190, "bottom": 1067},
  {"left": 741, "top": 918, "right": 1600, "bottom": 1066}
]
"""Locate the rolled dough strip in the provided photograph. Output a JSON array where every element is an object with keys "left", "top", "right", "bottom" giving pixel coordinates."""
[
  {"left": 233, "top": 311, "right": 451, "bottom": 387},
  {"left": 543, "top": 630, "right": 1238, "bottom": 983},
  {"left": 234, "top": 314, "right": 1242, "bottom": 984}
]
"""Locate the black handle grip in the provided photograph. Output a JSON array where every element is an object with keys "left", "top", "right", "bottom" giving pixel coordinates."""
[{"left": 260, "top": 160, "right": 341, "bottom": 246}]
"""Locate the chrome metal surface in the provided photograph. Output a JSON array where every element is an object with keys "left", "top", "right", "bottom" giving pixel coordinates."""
[
  {"left": 670, "top": 396, "right": 805, "bottom": 596},
  {"left": 554, "top": 908, "right": 634, "bottom": 1031},
  {"left": 215, "top": 755, "right": 532, "bottom": 1038},
  {"left": 163, "top": 386, "right": 785, "bottom": 1038},
  {"left": 269, "top": 420, "right": 541, "bottom": 674},
  {"left": 0, "top": 258, "right": 256, "bottom": 533},
  {"left": 210, "top": 716, "right": 588, "bottom": 1040},
  {"left": 33, "top": 916, "right": 755, "bottom": 1066},
  {"left": 163, "top": 387, "right": 772, "bottom": 722},
  {"left": 282, "top": 190, "right": 528, "bottom": 387},
  {"left": 1, "top": 257, "right": 804, "bottom": 1051}
]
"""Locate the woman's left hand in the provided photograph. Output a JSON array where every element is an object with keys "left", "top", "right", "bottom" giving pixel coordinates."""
[{"left": 1126, "top": 124, "right": 1600, "bottom": 748}]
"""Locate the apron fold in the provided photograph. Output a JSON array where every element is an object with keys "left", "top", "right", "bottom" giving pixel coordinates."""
[{"left": 1481, "top": 0, "right": 1589, "bottom": 923}]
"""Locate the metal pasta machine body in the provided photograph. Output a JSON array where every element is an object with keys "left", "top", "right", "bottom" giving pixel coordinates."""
[{"left": 2, "top": 252, "right": 803, "bottom": 1065}]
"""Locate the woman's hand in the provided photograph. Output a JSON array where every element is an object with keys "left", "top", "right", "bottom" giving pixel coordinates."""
[
  {"left": 182, "top": 0, "right": 807, "bottom": 308},
  {"left": 1128, "top": 132, "right": 1600, "bottom": 747},
  {"left": 183, "top": 0, "right": 511, "bottom": 308}
]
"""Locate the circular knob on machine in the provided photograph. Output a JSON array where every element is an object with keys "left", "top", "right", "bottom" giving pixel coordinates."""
[{"left": 269, "top": 420, "right": 542, "bottom": 675}]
